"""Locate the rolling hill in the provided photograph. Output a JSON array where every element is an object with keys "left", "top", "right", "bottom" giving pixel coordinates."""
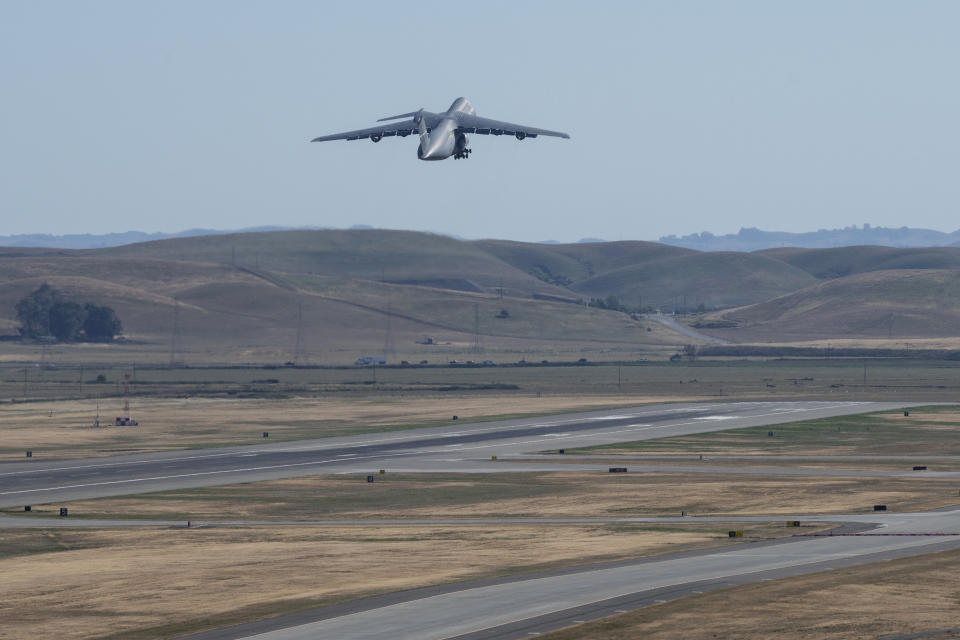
[
  {"left": 3, "top": 228, "right": 960, "bottom": 358},
  {"left": 96, "top": 229, "right": 572, "bottom": 298},
  {"left": 757, "top": 246, "right": 960, "bottom": 279},
  {"left": 697, "top": 269, "right": 960, "bottom": 342},
  {"left": 0, "top": 234, "right": 684, "bottom": 363},
  {"left": 569, "top": 251, "right": 818, "bottom": 310}
]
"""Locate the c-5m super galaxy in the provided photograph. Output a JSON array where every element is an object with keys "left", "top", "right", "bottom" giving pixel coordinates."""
[{"left": 310, "top": 97, "right": 570, "bottom": 161}]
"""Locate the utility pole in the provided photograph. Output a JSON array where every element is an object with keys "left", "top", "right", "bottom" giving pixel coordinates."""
[
  {"left": 472, "top": 303, "right": 482, "bottom": 354},
  {"left": 169, "top": 302, "right": 182, "bottom": 367},
  {"left": 382, "top": 303, "right": 395, "bottom": 363},
  {"left": 294, "top": 301, "right": 307, "bottom": 365}
]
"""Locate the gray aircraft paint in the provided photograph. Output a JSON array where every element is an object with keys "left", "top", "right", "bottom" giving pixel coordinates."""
[{"left": 311, "top": 97, "right": 570, "bottom": 161}]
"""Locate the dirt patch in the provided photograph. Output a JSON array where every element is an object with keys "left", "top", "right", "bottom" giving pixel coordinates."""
[{"left": 540, "top": 547, "right": 960, "bottom": 640}]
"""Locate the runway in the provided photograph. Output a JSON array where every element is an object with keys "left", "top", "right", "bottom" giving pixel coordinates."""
[
  {"left": 0, "top": 400, "right": 900, "bottom": 508},
  {"left": 2, "top": 399, "right": 951, "bottom": 640}
]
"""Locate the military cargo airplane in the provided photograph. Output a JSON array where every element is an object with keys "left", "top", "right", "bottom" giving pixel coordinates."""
[{"left": 310, "top": 97, "right": 570, "bottom": 161}]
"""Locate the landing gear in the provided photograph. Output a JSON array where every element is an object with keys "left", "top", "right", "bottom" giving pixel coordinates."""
[{"left": 454, "top": 148, "right": 472, "bottom": 160}]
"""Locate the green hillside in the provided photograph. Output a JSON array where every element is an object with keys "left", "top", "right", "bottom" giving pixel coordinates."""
[
  {"left": 701, "top": 269, "right": 960, "bottom": 341},
  {"left": 96, "top": 229, "right": 571, "bottom": 297},
  {"left": 758, "top": 246, "right": 960, "bottom": 279},
  {"left": 571, "top": 251, "right": 818, "bottom": 310},
  {"left": 474, "top": 239, "right": 693, "bottom": 287}
]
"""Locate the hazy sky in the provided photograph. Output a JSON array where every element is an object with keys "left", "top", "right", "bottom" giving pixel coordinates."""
[{"left": 2, "top": 1, "right": 958, "bottom": 242}]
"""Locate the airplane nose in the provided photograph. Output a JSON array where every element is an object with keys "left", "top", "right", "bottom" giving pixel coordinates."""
[{"left": 420, "top": 136, "right": 446, "bottom": 160}]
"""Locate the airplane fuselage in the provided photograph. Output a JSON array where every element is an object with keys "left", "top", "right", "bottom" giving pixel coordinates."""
[{"left": 417, "top": 97, "right": 476, "bottom": 161}]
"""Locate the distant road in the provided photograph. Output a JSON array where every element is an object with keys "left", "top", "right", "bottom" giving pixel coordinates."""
[{"left": 644, "top": 313, "right": 730, "bottom": 345}]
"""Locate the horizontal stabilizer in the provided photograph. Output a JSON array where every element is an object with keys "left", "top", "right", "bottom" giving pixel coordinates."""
[{"left": 377, "top": 111, "right": 420, "bottom": 122}]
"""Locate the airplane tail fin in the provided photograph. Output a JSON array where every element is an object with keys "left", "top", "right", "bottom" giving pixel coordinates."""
[{"left": 416, "top": 109, "right": 428, "bottom": 146}]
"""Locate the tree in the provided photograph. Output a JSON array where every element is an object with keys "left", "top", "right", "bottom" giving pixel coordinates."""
[
  {"left": 49, "top": 301, "right": 85, "bottom": 341},
  {"left": 15, "top": 283, "right": 61, "bottom": 338},
  {"left": 83, "top": 303, "right": 122, "bottom": 341},
  {"left": 14, "top": 284, "right": 122, "bottom": 342}
]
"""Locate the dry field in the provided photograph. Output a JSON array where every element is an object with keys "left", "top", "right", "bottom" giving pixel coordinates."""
[
  {"left": 0, "top": 394, "right": 676, "bottom": 460},
  {"left": 517, "top": 456, "right": 960, "bottom": 472},
  {"left": 11, "top": 471, "right": 960, "bottom": 522},
  {"left": 0, "top": 522, "right": 795, "bottom": 640},
  {"left": 756, "top": 337, "right": 960, "bottom": 351},
  {"left": 6, "top": 358, "right": 960, "bottom": 408},
  {"left": 541, "top": 548, "right": 960, "bottom": 640}
]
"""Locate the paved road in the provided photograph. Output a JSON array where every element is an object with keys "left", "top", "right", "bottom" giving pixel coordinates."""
[
  {"left": 0, "top": 401, "right": 896, "bottom": 508},
  {"left": 642, "top": 313, "right": 730, "bottom": 345}
]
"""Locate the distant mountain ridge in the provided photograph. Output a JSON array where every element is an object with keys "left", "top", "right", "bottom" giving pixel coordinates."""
[
  {"left": 0, "top": 225, "right": 375, "bottom": 249},
  {"left": 5, "top": 224, "right": 960, "bottom": 251},
  {"left": 0, "top": 227, "right": 294, "bottom": 249},
  {"left": 660, "top": 225, "right": 960, "bottom": 251}
]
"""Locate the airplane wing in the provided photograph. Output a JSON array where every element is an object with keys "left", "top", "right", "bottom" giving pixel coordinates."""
[
  {"left": 454, "top": 114, "right": 570, "bottom": 139},
  {"left": 311, "top": 112, "right": 441, "bottom": 142}
]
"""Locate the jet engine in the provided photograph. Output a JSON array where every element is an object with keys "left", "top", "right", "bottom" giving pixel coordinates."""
[
  {"left": 370, "top": 135, "right": 382, "bottom": 143},
  {"left": 515, "top": 132, "right": 526, "bottom": 140}
]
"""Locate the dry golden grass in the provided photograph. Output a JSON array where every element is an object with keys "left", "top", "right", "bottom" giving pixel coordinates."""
[
  {"left": 0, "top": 522, "right": 789, "bottom": 640},
  {"left": 757, "top": 337, "right": 960, "bottom": 350},
  {"left": 17, "top": 472, "right": 960, "bottom": 522},
  {"left": 0, "top": 394, "right": 679, "bottom": 460},
  {"left": 541, "top": 548, "right": 960, "bottom": 640}
]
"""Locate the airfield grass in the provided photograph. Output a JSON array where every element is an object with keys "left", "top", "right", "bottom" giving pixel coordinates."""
[
  {"left": 526, "top": 456, "right": 960, "bottom": 472},
  {"left": 541, "top": 547, "right": 960, "bottom": 640},
  {"left": 573, "top": 406, "right": 960, "bottom": 457},
  {"left": 10, "top": 470, "right": 960, "bottom": 522},
  {"left": 0, "top": 522, "right": 798, "bottom": 640}
]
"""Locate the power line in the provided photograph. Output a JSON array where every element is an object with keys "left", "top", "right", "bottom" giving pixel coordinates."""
[
  {"left": 169, "top": 301, "right": 182, "bottom": 367},
  {"left": 472, "top": 303, "right": 483, "bottom": 353},
  {"left": 383, "top": 302, "right": 396, "bottom": 363},
  {"left": 294, "top": 300, "right": 308, "bottom": 365}
]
